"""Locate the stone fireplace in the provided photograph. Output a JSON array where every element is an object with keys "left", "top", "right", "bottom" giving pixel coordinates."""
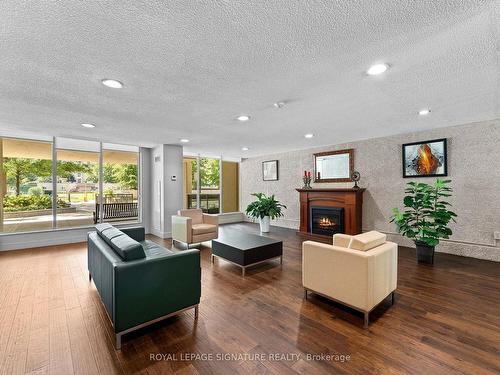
[{"left": 310, "top": 206, "right": 344, "bottom": 236}]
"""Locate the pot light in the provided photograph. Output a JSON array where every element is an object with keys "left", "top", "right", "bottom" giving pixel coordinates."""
[
  {"left": 418, "top": 109, "right": 431, "bottom": 116},
  {"left": 304, "top": 133, "right": 314, "bottom": 138},
  {"left": 273, "top": 101, "right": 285, "bottom": 108},
  {"left": 237, "top": 115, "right": 250, "bottom": 122},
  {"left": 101, "top": 79, "right": 124, "bottom": 88},
  {"left": 366, "top": 63, "right": 389, "bottom": 76},
  {"left": 81, "top": 123, "right": 96, "bottom": 128},
  {"left": 241, "top": 147, "right": 249, "bottom": 151},
  {"left": 180, "top": 138, "right": 190, "bottom": 143}
]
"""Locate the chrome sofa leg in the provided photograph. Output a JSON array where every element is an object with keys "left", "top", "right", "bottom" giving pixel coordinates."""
[
  {"left": 115, "top": 333, "right": 122, "bottom": 350},
  {"left": 364, "top": 312, "right": 369, "bottom": 329}
]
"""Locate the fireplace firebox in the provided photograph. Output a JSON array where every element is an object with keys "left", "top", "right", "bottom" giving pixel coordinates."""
[{"left": 309, "top": 207, "right": 344, "bottom": 236}]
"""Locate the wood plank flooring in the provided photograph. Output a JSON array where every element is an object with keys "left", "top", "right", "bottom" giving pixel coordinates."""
[{"left": 0, "top": 222, "right": 499, "bottom": 374}]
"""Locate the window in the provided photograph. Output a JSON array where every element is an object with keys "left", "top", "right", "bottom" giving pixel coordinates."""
[
  {"left": 0, "top": 136, "right": 142, "bottom": 234},
  {"left": 182, "top": 155, "right": 239, "bottom": 214},
  {"left": 199, "top": 157, "right": 220, "bottom": 214},
  {"left": 1, "top": 138, "right": 53, "bottom": 233},
  {"left": 101, "top": 144, "right": 139, "bottom": 223},
  {"left": 56, "top": 138, "right": 100, "bottom": 228}
]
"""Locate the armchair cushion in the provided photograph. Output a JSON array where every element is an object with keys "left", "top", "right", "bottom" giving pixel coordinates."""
[
  {"left": 348, "top": 231, "right": 386, "bottom": 251},
  {"left": 178, "top": 209, "right": 203, "bottom": 224},
  {"left": 192, "top": 223, "right": 217, "bottom": 235},
  {"left": 333, "top": 233, "right": 353, "bottom": 248}
]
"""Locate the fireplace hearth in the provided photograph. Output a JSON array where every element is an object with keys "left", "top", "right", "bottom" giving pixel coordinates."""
[{"left": 310, "top": 207, "right": 344, "bottom": 236}]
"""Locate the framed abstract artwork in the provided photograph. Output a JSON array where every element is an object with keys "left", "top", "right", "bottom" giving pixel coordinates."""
[
  {"left": 402, "top": 138, "right": 447, "bottom": 178},
  {"left": 262, "top": 160, "right": 279, "bottom": 181}
]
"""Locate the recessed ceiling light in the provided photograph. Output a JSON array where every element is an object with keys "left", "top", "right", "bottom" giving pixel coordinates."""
[
  {"left": 237, "top": 115, "right": 250, "bottom": 122},
  {"left": 101, "top": 79, "right": 124, "bottom": 88},
  {"left": 366, "top": 63, "right": 389, "bottom": 76},
  {"left": 81, "top": 123, "right": 95, "bottom": 128},
  {"left": 304, "top": 133, "right": 314, "bottom": 138},
  {"left": 180, "top": 138, "right": 190, "bottom": 143},
  {"left": 241, "top": 147, "right": 249, "bottom": 151},
  {"left": 273, "top": 101, "right": 285, "bottom": 108},
  {"left": 418, "top": 109, "right": 431, "bottom": 116}
]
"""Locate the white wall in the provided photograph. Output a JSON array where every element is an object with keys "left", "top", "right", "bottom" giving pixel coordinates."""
[
  {"left": 149, "top": 144, "right": 183, "bottom": 238},
  {"left": 240, "top": 119, "right": 500, "bottom": 261}
]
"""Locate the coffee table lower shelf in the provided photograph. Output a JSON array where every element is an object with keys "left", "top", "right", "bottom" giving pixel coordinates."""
[{"left": 211, "top": 254, "right": 282, "bottom": 276}]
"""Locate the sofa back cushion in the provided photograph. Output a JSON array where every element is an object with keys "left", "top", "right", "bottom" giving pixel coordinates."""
[
  {"left": 348, "top": 231, "right": 387, "bottom": 251},
  {"left": 95, "top": 224, "right": 145, "bottom": 261},
  {"left": 178, "top": 209, "right": 203, "bottom": 224}
]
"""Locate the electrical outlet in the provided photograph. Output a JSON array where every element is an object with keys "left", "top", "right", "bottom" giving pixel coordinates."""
[{"left": 494, "top": 231, "right": 500, "bottom": 240}]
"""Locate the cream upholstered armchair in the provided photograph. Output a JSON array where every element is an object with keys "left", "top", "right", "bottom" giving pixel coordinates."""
[
  {"left": 172, "top": 209, "right": 219, "bottom": 247},
  {"left": 302, "top": 231, "right": 397, "bottom": 328}
]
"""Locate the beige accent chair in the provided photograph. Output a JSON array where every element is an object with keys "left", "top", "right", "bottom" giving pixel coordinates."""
[
  {"left": 302, "top": 231, "right": 397, "bottom": 328},
  {"left": 172, "top": 209, "right": 219, "bottom": 247}
]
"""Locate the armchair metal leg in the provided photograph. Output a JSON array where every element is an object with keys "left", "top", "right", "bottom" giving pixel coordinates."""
[
  {"left": 304, "top": 288, "right": 308, "bottom": 299},
  {"left": 115, "top": 333, "right": 122, "bottom": 350},
  {"left": 391, "top": 291, "right": 395, "bottom": 305},
  {"left": 364, "top": 312, "right": 369, "bottom": 329},
  {"left": 89, "top": 273, "right": 91, "bottom": 282},
  {"left": 194, "top": 305, "right": 199, "bottom": 319}
]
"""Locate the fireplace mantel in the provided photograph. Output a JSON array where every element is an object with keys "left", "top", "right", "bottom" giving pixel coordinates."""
[{"left": 296, "top": 187, "right": 365, "bottom": 238}]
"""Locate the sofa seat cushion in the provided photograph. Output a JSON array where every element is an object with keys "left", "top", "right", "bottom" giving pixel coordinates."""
[
  {"left": 96, "top": 224, "right": 146, "bottom": 261},
  {"left": 348, "top": 231, "right": 387, "bottom": 251},
  {"left": 141, "top": 240, "right": 174, "bottom": 257},
  {"left": 192, "top": 223, "right": 217, "bottom": 235}
]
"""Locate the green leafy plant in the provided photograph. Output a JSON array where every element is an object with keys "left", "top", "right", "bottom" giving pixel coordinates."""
[
  {"left": 390, "top": 179, "right": 457, "bottom": 247},
  {"left": 245, "top": 193, "right": 286, "bottom": 219},
  {"left": 3, "top": 194, "right": 70, "bottom": 212}
]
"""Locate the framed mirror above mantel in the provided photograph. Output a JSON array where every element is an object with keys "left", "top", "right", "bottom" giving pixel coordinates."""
[{"left": 314, "top": 148, "right": 354, "bottom": 182}]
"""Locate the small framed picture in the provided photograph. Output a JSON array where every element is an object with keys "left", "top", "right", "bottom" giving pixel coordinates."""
[
  {"left": 402, "top": 138, "right": 447, "bottom": 178},
  {"left": 262, "top": 160, "right": 279, "bottom": 181}
]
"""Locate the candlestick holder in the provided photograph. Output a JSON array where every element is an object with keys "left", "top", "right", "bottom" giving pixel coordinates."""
[{"left": 302, "top": 176, "right": 312, "bottom": 189}]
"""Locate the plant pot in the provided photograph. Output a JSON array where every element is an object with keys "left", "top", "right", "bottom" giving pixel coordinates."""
[
  {"left": 415, "top": 241, "right": 435, "bottom": 264},
  {"left": 259, "top": 216, "right": 270, "bottom": 233}
]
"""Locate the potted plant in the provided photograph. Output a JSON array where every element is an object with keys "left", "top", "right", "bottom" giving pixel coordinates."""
[
  {"left": 390, "top": 179, "right": 457, "bottom": 264},
  {"left": 245, "top": 193, "right": 286, "bottom": 233}
]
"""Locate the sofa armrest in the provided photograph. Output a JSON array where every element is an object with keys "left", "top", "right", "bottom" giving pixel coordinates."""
[
  {"left": 113, "top": 249, "right": 201, "bottom": 333},
  {"left": 120, "top": 227, "right": 146, "bottom": 242},
  {"left": 172, "top": 215, "right": 192, "bottom": 243},
  {"left": 202, "top": 213, "right": 219, "bottom": 226}
]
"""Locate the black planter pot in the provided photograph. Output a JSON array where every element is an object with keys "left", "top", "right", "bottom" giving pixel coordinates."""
[{"left": 415, "top": 241, "right": 435, "bottom": 264}]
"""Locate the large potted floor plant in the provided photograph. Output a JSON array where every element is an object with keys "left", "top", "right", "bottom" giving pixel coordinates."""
[
  {"left": 390, "top": 179, "right": 457, "bottom": 264},
  {"left": 245, "top": 193, "right": 286, "bottom": 233}
]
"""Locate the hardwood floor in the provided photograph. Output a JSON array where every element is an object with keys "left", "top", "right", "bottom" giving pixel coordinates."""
[{"left": 0, "top": 222, "right": 499, "bottom": 374}]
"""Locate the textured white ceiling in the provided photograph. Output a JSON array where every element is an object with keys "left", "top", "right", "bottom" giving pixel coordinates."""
[{"left": 0, "top": 1, "right": 498, "bottom": 157}]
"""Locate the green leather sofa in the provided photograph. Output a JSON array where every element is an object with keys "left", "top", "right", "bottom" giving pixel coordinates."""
[{"left": 87, "top": 223, "right": 201, "bottom": 349}]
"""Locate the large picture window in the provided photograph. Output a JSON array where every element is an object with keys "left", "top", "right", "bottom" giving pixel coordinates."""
[
  {"left": 101, "top": 144, "right": 139, "bottom": 223},
  {"left": 183, "top": 155, "right": 239, "bottom": 214},
  {"left": 0, "top": 136, "right": 141, "bottom": 234},
  {"left": 1, "top": 138, "right": 53, "bottom": 233}
]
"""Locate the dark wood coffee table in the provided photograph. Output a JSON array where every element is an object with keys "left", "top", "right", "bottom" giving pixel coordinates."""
[{"left": 211, "top": 231, "right": 283, "bottom": 276}]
